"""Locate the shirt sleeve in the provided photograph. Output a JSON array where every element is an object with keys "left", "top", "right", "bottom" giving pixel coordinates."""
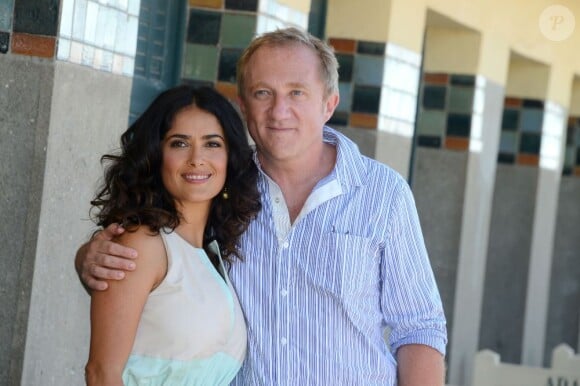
[{"left": 380, "top": 178, "right": 448, "bottom": 356}]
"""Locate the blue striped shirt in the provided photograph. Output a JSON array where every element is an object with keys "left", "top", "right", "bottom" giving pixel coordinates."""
[{"left": 230, "top": 127, "right": 447, "bottom": 385}]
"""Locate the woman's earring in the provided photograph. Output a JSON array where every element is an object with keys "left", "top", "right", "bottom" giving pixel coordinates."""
[{"left": 222, "top": 188, "right": 229, "bottom": 200}]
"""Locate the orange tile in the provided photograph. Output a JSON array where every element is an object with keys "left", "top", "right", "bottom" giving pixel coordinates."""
[
  {"left": 328, "top": 38, "right": 356, "bottom": 53},
  {"left": 504, "top": 97, "right": 522, "bottom": 107},
  {"left": 423, "top": 73, "right": 448, "bottom": 84},
  {"left": 215, "top": 81, "right": 239, "bottom": 102},
  {"left": 517, "top": 153, "right": 539, "bottom": 166},
  {"left": 189, "top": 0, "right": 223, "bottom": 8},
  {"left": 12, "top": 33, "right": 55, "bottom": 58},
  {"left": 574, "top": 166, "right": 580, "bottom": 176},
  {"left": 444, "top": 136, "right": 469, "bottom": 151},
  {"left": 349, "top": 113, "right": 377, "bottom": 129}
]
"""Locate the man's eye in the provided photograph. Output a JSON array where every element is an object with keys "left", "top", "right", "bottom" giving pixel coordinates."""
[
  {"left": 291, "top": 90, "right": 304, "bottom": 96},
  {"left": 254, "top": 90, "right": 270, "bottom": 98}
]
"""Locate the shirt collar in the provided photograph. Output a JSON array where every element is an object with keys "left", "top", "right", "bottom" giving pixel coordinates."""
[{"left": 251, "top": 126, "right": 368, "bottom": 190}]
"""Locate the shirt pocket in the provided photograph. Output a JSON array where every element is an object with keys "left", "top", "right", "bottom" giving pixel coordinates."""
[{"left": 296, "top": 232, "right": 378, "bottom": 300}]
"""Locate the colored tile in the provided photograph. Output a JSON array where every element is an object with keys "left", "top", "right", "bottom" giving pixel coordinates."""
[
  {"left": 337, "top": 82, "right": 352, "bottom": 112},
  {"left": 352, "top": 85, "right": 381, "bottom": 114},
  {"left": 336, "top": 53, "right": 353, "bottom": 82},
  {"left": 519, "top": 132, "right": 541, "bottom": 154},
  {"left": 448, "top": 86, "right": 474, "bottom": 114},
  {"left": 423, "top": 73, "right": 448, "bottom": 84},
  {"left": 189, "top": 0, "right": 223, "bottom": 8},
  {"left": 328, "top": 111, "right": 349, "bottom": 127},
  {"left": 0, "top": 0, "right": 14, "bottom": 30},
  {"left": 417, "top": 135, "right": 441, "bottom": 148},
  {"left": 450, "top": 74, "right": 475, "bottom": 86},
  {"left": 498, "top": 153, "right": 515, "bottom": 164},
  {"left": 187, "top": 9, "right": 221, "bottom": 44},
  {"left": 563, "top": 145, "right": 575, "bottom": 168},
  {"left": 11, "top": 32, "right": 55, "bottom": 57},
  {"left": 182, "top": 43, "right": 218, "bottom": 81},
  {"left": 516, "top": 153, "right": 539, "bottom": 166},
  {"left": 501, "top": 109, "right": 519, "bottom": 130},
  {"left": 218, "top": 47, "right": 243, "bottom": 83},
  {"left": 499, "top": 131, "right": 518, "bottom": 154},
  {"left": 357, "top": 40, "right": 385, "bottom": 56},
  {"left": 328, "top": 38, "right": 356, "bottom": 53},
  {"left": 422, "top": 85, "right": 446, "bottom": 110},
  {"left": 446, "top": 113, "right": 471, "bottom": 137},
  {"left": 417, "top": 110, "right": 446, "bottom": 136},
  {"left": 576, "top": 148, "right": 580, "bottom": 165},
  {"left": 225, "top": 0, "right": 257, "bottom": 11},
  {"left": 350, "top": 112, "right": 377, "bottom": 129},
  {"left": 505, "top": 97, "right": 522, "bottom": 107},
  {"left": 520, "top": 108, "right": 544, "bottom": 133},
  {"left": 0, "top": 31, "right": 9, "bottom": 53},
  {"left": 220, "top": 13, "right": 256, "bottom": 48},
  {"left": 523, "top": 99, "right": 544, "bottom": 109},
  {"left": 445, "top": 136, "right": 469, "bottom": 151},
  {"left": 215, "top": 81, "right": 238, "bottom": 102},
  {"left": 353, "top": 54, "right": 384, "bottom": 86},
  {"left": 181, "top": 78, "right": 214, "bottom": 89},
  {"left": 13, "top": 0, "right": 59, "bottom": 36},
  {"left": 574, "top": 166, "right": 580, "bottom": 176}
]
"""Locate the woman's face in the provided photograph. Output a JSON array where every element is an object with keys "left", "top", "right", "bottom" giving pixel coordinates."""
[{"left": 161, "top": 105, "right": 228, "bottom": 210}]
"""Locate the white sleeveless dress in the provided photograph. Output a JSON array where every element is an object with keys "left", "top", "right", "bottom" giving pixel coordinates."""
[{"left": 121, "top": 231, "right": 247, "bottom": 385}]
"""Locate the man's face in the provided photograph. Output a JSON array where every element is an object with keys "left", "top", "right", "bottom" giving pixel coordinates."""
[{"left": 238, "top": 43, "right": 339, "bottom": 165}]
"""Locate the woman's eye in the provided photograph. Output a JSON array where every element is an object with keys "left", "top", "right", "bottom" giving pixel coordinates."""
[
  {"left": 206, "top": 141, "right": 223, "bottom": 148},
  {"left": 169, "top": 140, "right": 188, "bottom": 148}
]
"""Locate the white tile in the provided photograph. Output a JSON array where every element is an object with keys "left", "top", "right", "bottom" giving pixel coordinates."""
[
  {"left": 101, "top": 8, "right": 118, "bottom": 50},
  {"left": 114, "top": 11, "right": 128, "bottom": 53},
  {"left": 92, "top": 47, "right": 103, "bottom": 69},
  {"left": 122, "top": 56, "right": 135, "bottom": 76},
  {"left": 259, "top": 0, "right": 270, "bottom": 13},
  {"left": 70, "top": 40, "right": 84, "bottom": 63},
  {"left": 81, "top": 44, "right": 95, "bottom": 66},
  {"left": 59, "top": 0, "right": 75, "bottom": 38},
  {"left": 128, "top": 0, "right": 140, "bottom": 16},
  {"left": 112, "top": 53, "right": 124, "bottom": 74},
  {"left": 117, "top": 0, "right": 129, "bottom": 12},
  {"left": 101, "top": 50, "right": 114, "bottom": 71},
  {"left": 57, "top": 38, "right": 71, "bottom": 60},
  {"left": 84, "top": 1, "right": 99, "bottom": 44},
  {"left": 124, "top": 15, "right": 139, "bottom": 56},
  {"left": 72, "top": 0, "right": 88, "bottom": 41}
]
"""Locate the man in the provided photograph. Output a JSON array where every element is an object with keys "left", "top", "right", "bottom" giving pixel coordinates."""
[{"left": 76, "top": 27, "right": 447, "bottom": 385}]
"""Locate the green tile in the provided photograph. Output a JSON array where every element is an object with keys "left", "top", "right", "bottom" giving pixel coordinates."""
[
  {"left": 500, "top": 130, "right": 518, "bottom": 154},
  {"left": 220, "top": 13, "right": 256, "bottom": 48},
  {"left": 448, "top": 86, "right": 474, "bottom": 114},
  {"left": 182, "top": 43, "right": 218, "bottom": 82},
  {"left": 563, "top": 145, "right": 575, "bottom": 168},
  {"left": 337, "top": 82, "right": 352, "bottom": 112},
  {"left": 417, "top": 110, "right": 446, "bottom": 136}
]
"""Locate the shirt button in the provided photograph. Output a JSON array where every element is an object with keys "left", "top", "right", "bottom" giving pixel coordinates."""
[
  {"left": 281, "top": 338, "right": 287, "bottom": 345},
  {"left": 274, "top": 197, "right": 280, "bottom": 203},
  {"left": 280, "top": 289, "right": 288, "bottom": 297},
  {"left": 282, "top": 241, "right": 289, "bottom": 249}
]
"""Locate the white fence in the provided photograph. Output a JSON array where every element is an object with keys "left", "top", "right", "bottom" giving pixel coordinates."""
[{"left": 472, "top": 344, "right": 580, "bottom": 386}]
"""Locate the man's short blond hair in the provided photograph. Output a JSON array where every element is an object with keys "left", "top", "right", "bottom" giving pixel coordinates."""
[{"left": 236, "top": 27, "right": 339, "bottom": 99}]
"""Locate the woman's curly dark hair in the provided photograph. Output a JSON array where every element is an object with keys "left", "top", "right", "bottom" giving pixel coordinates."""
[{"left": 90, "top": 85, "right": 261, "bottom": 263}]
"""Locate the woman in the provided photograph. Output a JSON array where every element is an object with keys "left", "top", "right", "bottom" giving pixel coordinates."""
[{"left": 85, "top": 85, "right": 261, "bottom": 385}]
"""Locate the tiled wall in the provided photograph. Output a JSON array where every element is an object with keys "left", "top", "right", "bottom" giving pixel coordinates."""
[
  {"left": 183, "top": 0, "right": 307, "bottom": 100},
  {"left": 498, "top": 97, "right": 545, "bottom": 167},
  {"left": 327, "top": 37, "right": 386, "bottom": 129},
  {"left": 0, "top": 0, "right": 59, "bottom": 57},
  {"left": 416, "top": 72, "right": 476, "bottom": 151},
  {"left": 57, "top": 0, "right": 140, "bottom": 76},
  {"left": 563, "top": 116, "right": 580, "bottom": 176}
]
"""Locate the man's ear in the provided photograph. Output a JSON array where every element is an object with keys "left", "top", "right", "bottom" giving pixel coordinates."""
[{"left": 323, "top": 92, "right": 340, "bottom": 123}]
